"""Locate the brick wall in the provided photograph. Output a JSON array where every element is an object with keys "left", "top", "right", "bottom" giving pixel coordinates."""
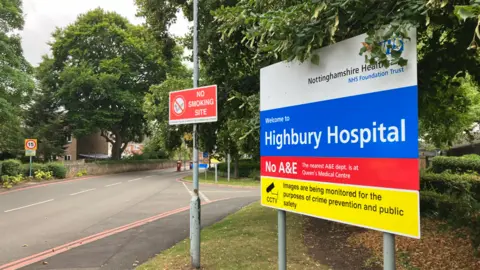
[{"left": 64, "top": 138, "right": 78, "bottom": 161}]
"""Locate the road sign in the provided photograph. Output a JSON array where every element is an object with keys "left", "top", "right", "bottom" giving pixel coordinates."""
[
  {"left": 25, "top": 150, "right": 36, "bottom": 156},
  {"left": 169, "top": 85, "right": 217, "bottom": 125},
  {"left": 260, "top": 30, "right": 420, "bottom": 238},
  {"left": 203, "top": 152, "right": 208, "bottom": 158},
  {"left": 25, "top": 139, "right": 37, "bottom": 151}
]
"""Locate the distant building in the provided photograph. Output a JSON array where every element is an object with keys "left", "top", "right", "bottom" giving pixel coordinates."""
[
  {"left": 63, "top": 132, "right": 109, "bottom": 161},
  {"left": 118, "top": 142, "right": 145, "bottom": 158}
]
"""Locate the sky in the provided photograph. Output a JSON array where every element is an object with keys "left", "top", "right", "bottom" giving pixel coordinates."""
[{"left": 20, "top": 0, "right": 190, "bottom": 66}]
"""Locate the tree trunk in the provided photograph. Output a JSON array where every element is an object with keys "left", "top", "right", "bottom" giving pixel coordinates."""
[{"left": 111, "top": 132, "right": 123, "bottom": 160}]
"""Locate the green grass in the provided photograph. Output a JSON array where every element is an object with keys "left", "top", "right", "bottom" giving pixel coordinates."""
[
  {"left": 183, "top": 171, "right": 259, "bottom": 187},
  {"left": 137, "top": 203, "right": 327, "bottom": 270}
]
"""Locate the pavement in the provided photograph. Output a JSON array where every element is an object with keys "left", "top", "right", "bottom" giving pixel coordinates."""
[{"left": 0, "top": 168, "right": 259, "bottom": 270}]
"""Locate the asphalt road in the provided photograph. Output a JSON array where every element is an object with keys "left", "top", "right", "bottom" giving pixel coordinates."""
[{"left": 0, "top": 168, "right": 259, "bottom": 269}]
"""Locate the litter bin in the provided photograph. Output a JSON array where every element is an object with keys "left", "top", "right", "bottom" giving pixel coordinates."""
[
  {"left": 189, "top": 162, "right": 193, "bottom": 170},
  {"left": 176, "top": 161, "right": 182, "bottom": 172}
]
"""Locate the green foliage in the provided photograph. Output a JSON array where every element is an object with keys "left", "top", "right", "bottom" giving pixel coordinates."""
[
  {"left": 21, "top": 163, "right": 47, "bottom": 176},
  {"left": 216, "top": 160, "right": 260, "bottom": 178},
  {"left": 431, "top": 156, "right": 480, "bottom": 174},
  {"left": 76, "top": 169, "right": 88, "bottom": 177},
  {"left": 1, "top": 174, "right": 23, "bottom": 189},
  {"left": 0, "top": 98, "right": 23, "bottom": 155},
  {"left": 420, "top": 190, "right": 480, "bottom": 249},
  {"left": 25, "top": 57, "right": 69, "bottom": 160},
  {"left": 40, "top": 8, "right": 179, "bottom": 160},
  {"left": 144, "top": 76, "right": 193, "bottom": 153},
  {"left": 0, "top": 0, "right": 35, "bottom": 156},
  {"left": 421, "top": 172, "right": 480, "bottom": 201},
  {"left": 212, "top": 0, "right": 480, "bottom": 148},
  {"left": 0, "top": 159, "right": 22, "bottom": 176},
  {"left": 463, "top": 154, "right": 480, "bottom": 160},
  {"left": 34, "top": 170, "right": 53, "bottom": 181},
  {"left": 46, "top": 163, "right": 67, "bottom": 179}
]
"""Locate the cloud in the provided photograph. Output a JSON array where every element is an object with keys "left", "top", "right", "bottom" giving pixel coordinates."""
[{"left": 21, "top": 0, "right": 190, "bottom": 66}]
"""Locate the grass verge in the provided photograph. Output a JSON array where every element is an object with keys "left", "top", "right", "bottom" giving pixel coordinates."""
[
  {"left": 183, "top": 171, "right": 259, "bottom": 187},
  {"left": 137, "top": 202, "right": 326, "bottom": 270}
]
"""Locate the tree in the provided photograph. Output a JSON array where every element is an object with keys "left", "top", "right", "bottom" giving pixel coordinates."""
[
  {"left": 41, "top": 9, "right": 172, "bottom": 159},
  {"left": 23, "top": 57, "right": 69, "bottom": 161},
  {"left": 144, "top": 76, "right": 193, "bottom": 154},
  {"left": 214, "top": 0, "right": 480, "bottom": 148},
  {"left": 136, "top": 0, "right": 272, "bottom": 170},
  {"left": 0, "top": 0, "right": 35, "bottom": 156}
]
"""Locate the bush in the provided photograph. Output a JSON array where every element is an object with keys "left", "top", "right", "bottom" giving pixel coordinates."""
[
  {"left": 463, "top": 154, "right": 480, "bottom": 160},
  {"left": 76, "top": 169, "right": 87, "bottom": 177},
  {"left": 46, "top": 163, "right": 67, "bottom": 179},
  {"left": 420, "top": 172, "right": 480, "bottom": 201},
  {"left": 421, "top": 190, "right": 480, "bottom": 249},
  {"left": 431, "top": 156, "right": 480, "bottom": 174},
  {"left": 216, "top": 160, "right": 260, "bottom": 178},
  {"left": 1, "top": 174, "right": 24, "bottom": 189},
  {"left": 21, "top": 163, "right": 48, "bottom": 176},
  {"left": 34, "top": 170, "right": 53, "bottom": 180},
  {"left": 0, "top": 159, "right": 22, "bottom": 176}
]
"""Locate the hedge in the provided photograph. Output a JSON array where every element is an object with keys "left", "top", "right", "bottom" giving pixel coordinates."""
[
  {"left": 22, "top": 163, "right": 47, "bottom": 176},
  {"left": 46, "top": 163, "right": 67, "bottom": 179},
  {"left": 0, "top": 159, "right": 22, "bottom": 176},
  {"left": 431, "top": 156, "right": 480, "bottom": 174},
  {"left": 420, "top": 172, "right": 480, "bottom": 201},
  {"left": 216, "top": 160, "right": 260, "bottom": 178},
  {"left": 1, "top": 161, "right": 67, "bottom": 179},
  {"left": 421, "top": 190, "right": 480, "bottom": 249}
]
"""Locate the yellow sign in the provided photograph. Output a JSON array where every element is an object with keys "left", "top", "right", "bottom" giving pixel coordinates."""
[
  {"left": 25, "top": 139, "right": 37, "bottom": 150},
  {"left": 261, "top": 177, "right": 420, "bottom": 238}
]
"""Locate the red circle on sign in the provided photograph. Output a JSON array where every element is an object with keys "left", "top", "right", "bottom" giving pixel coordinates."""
[
  {"left": 25, "top": 140, "right": 36, "bottom": 150},
  {"left": 172, "top": 96, "right": 186, "bottom": 116}
]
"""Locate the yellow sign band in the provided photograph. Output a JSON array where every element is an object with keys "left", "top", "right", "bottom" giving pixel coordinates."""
[{"left": 261, "top": 177, "right": 420, "bottom": 238}]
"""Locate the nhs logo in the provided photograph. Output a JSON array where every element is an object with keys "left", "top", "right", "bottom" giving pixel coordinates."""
[{"left": 380, "top": 38, "right": 404, "bottom": 55}]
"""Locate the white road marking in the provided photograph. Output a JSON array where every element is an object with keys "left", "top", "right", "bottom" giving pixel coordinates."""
[
  {"left": 4, "top": 199, "right": 54, "bottom": 213},
  {"left": 199, "top": 191, "right": 211, "bottom": 203},
  {"left": 128, "top": 178, "right": 142, "bottom": 182},
  {"left": 105, "top": 182, "right": 122, "bottom": 187},
  {"left": 182, "top": 182, "right": 194, "bottom": 196},
  {"left": 144, "top": 175, "right": 154, "bottom": 178},
  {"left": 181, "top": 182, "right": 210, "bottom": 202},
  {"left": 70, "top": 188, "right": 96, "bottom": 196}
]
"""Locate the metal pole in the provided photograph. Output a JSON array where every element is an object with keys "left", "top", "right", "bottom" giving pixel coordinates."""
[
  {"left": 227, "top": 153, "right": 231, "bottom": 182},
  {"left": 190, "top": 0, "right": 200, "bottom": 268},
  {"left": 278, "top": 210, "right": 286, "bottom": 270},
  {"left": 29, "top": 156, "right": 32, "bottom": 177},
  {"left": 383, "top": 233, "right": 396, "bottom": 270},
  {"left": 215, "top": 164, "right": 218, "bottom": 183}
]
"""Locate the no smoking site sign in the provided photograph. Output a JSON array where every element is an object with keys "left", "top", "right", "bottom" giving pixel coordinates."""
[{"left": 169, "top": 85, "right": 217, "bottom": 125}]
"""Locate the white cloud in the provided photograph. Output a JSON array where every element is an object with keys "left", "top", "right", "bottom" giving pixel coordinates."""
[{"left": 21, "top": 0, "right": 190, "bottom": 66}]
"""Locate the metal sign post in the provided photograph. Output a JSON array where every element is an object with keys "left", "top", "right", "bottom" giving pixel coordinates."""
[
  {"left": 384, "top": 233, "right": 396, "bottom": 270},
  {"left": 278, "top": 210, "right": 286, "bottom": 270},
  {"left": 191, "top": 0, "right": 200, "bottom": 267}
]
